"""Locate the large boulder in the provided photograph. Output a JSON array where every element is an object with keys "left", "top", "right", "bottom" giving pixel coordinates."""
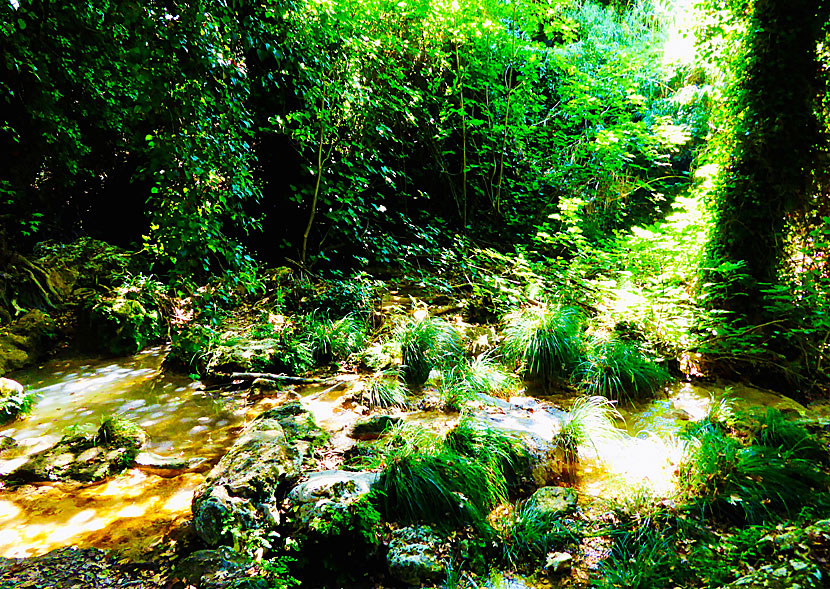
[
  {"left": 192, "top": 402, "right": 328, "bottom": 547},
  {"left": 176, "top": 547, "right": 267, "bottom": 589},
  {"left": 7, "top": 417, "right": 146, "bottom": 483}
]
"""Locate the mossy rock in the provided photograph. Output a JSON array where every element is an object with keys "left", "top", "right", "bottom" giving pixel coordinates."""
[
  {"left": 8, "top": 418, "right": 146, "bottom": 484},
  {"left": 81, "top": 293, "right": 163, "bottom": 356},
  {"left": 526, "top": 486, "right": 578, "bottom": 517},
  {"left": 387, "top": 526, "right": 445, "bottom": 586},
  {"left": 0, "top": 310, "right": 57, "bottom": 376}
]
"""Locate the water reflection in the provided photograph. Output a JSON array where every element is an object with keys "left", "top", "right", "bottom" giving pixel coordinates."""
[{"left": 0, "top": 347, "right": 246, "bottom": 557}]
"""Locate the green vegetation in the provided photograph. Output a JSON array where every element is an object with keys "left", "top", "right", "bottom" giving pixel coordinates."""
[
  {"left": 501, "top": 305, "right": 584, "bottom": 389},
  {"left": 575, "top": 337, "right": 669, "bottom": 400},
  {"left": 3, "top": 0, "right": 830, "bottom": 586},
  {"left": 395, "top": 315, "right": 463, "bottom": 387},
  {"left": 0, "top": 389, "right": 37, "bottom": 424},
  {"left": 554, "top": 395, "right": 623, "bottom": 478}
]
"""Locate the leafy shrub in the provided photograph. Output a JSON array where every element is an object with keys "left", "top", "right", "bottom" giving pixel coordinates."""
[
  {"left": 166, "top": 323, "right": 219, "bottom": 374},
  {"left": 501, "top": 305, "right": 584, "bottom": 389},
  {"left": 306, "top": 276, "right": 378, "bottom": 319},
  {"left": 0, "top": 390, "right": 38, "bottom": 424},
  {"left": 574, "top": 337, "right": 668, "bottom": 400},
  {"left": 395, "top": 315, "right": 463, "bottom": 387}
]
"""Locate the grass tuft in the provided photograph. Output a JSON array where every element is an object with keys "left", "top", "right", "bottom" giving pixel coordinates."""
[
  {"left": 359, "top": 370, "right": 409, "bottom": 409},
  {"left": 555, "top": 395, "right": 623, "bottom": 478},
  {"left": 501, "top": 304, "right": 584, "bottom": 389},
  {"left": 439, "top": 354, "right": 518, "bottom": 410},
  {"left": 395, "top": 315, "right": 463, "bottom": 387},
  {"left": 497, "top": 501, "right": 581, "bottom": 571},
  {"left": 574, "top": 337, "right": 668, "bottom": 401}
]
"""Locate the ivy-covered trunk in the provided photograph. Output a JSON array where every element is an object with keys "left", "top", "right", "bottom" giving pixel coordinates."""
[{"left": 705, "top": 0, "right": 827, "bottom": 323}]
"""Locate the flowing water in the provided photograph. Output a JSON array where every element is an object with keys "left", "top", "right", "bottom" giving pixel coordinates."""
[{"left": 0, "top": 348, "right": 247, "bottom": 558}]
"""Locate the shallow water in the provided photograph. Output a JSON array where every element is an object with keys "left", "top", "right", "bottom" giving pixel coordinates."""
[{"left": 0, "top": 348, "right": 247, "bottom": 558}]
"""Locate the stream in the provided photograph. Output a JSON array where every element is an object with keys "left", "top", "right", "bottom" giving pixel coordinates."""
[{"left": 0, "top": 348, "right": 812, "bottom": 570}]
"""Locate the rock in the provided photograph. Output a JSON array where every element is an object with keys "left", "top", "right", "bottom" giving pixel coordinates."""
[
  {"left": 350, "top": 415, "right": 401, "bottom": 440},
  {"left": 286, "top": 470, "right": 379, "bottom": 531},
  {"left": 387, "top": 526, "right": 445, "bottom": 586},
  {"left": 192, "top": 403, "right": 328, "bottom": 547},
  {"left": 0, "top": 310, "right": 57, "bottom": 376},
  {"left": 135, "top": 451, "right": 206, "bottom": 476},
  {"left": 527, "top": 486, "right": 578, "bottom": 517},
  {"left": 0, "top": 378, "right": 24, "bottom": 397},
  {"left": 545, "top": 551, "right": 573, "bottom": 574},
  {"left": 8, "top": 418, "right": 146, "bottom": 483}
]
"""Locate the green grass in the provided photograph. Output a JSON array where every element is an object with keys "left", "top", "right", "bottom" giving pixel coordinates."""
[
  {"left": 0, "top": 390, "right": 38, "bottom": 424},
  {"left": 445, "top": 416, "right": 529, "bottom": 495},
  {"left": 678, "top": 415, "right": 828, "bottom": 524},
  {"left": 439, "top": 354, "right": 518, "bottom": 411},
  {"left": 501, "top": 304, "right": 584, "bottom": 389},
  {"left": 395, "top": 315, "right": 463, "bottom": 387},
  {"left": 554, "top": 395, "right": 623, "bottom": 478},
  {"left": 595, "top": 523, "right": 677, "bottom": 589},
  {"left": 497, "top": 501, "right": 581, "bottom": 570},
  {"left": 306, "top": 313, "right": 366, "bottom": 363},
  {"left": 574, "top": 337, "right": 669, "bottom": 401},
  {"left": 372, "top": 419, "right": 523, "bottom": 530},
  {"left": 359, "top": 370, "right": 409, "bottom": 409}
]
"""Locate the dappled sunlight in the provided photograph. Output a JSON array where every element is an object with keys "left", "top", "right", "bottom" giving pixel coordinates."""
[{"left": 0, "top": 470, "right": 205, "bottom": 558}]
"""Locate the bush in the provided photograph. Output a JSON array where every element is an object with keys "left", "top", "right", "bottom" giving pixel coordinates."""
[
  {"left": 305, "top": 275, "right": 378, "bottom": 319},
  {"left": 306, "top": 314, "right": 366, "bottom": 364},
  {"left": 395, "top": 315, "right": 463, "bottom": 387},
  {"left": 166, "top": 323, "right": 219, "bottom": 374},
  {"left": 0, "top": 390, "right": 38, "bottom": 424},
  {"left": 574, "top": 337, "right": 668, "bottom": 401},
  {"left": 501, "top": 305, "right": 584, "bottom": 389}
]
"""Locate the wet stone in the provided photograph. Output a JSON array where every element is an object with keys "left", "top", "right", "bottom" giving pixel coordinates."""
[
  {"left": 387, "top": 526, "right": 445, "bottom": 587},
  {"left": 527, "top": 486, "right": 578, "bottom": 517},
  {"left": 350, "top": 415, "right": 401, "bottom": 440}
]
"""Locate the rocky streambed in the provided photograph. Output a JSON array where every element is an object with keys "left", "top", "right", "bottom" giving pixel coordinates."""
[{"left": 1, "top": 337, "right": 826, "bottom": 589}]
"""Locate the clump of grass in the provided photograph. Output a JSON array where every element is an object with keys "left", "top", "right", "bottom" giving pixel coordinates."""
[
  {"left": 595, "top": 523, "right": 677, "bottom": 589},
  {"left": 497, "top": 501, "right": 581, "bottom": 571},
  {"left": 440, "top": 354, "right": 518, "bottom": 410},
  {"left": 445, "top": 416, "right": 530, "bottom": 495},
  {"left": 750, "top": 408, "right": 825, "bottom": 462},
  {"left": 372, "top": 420, "right": 524, "bottom": 531},
  {"left": 677, "top": 413, "right": 828, "bottom": 523},
  {"left": 501, "top": 304, "right": 584, "bottom": 389},
  {"left": 306, "top": 313, "right": 366, "bottom": 363},
  {"left": 555, "top": 395, "right": 623, "bottom": 479},
  {"left": 395, "top": 315, "right": 463, "bottom": 387},
  {"left": 359, "top": 370, "right": 409, "bottom": 409},
  {"left": 373, "top": 451, "right": 502, "bottom": 530},
  {"left": 574, "top": 337, "right": 668, "bottom": 401}
]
